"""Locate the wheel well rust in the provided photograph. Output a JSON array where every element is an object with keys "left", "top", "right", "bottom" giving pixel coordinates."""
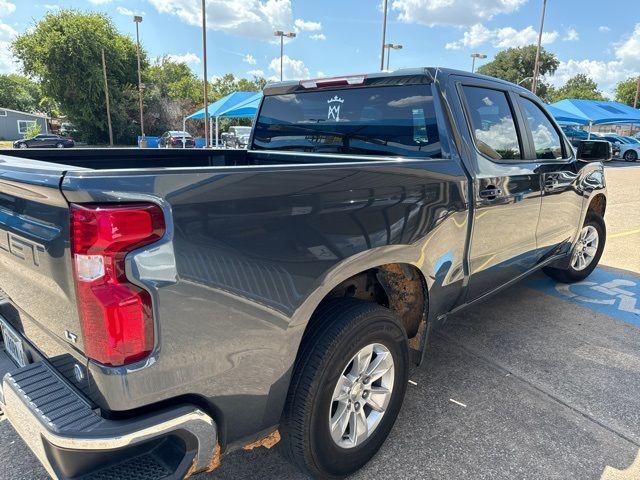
[
  {"left": 587, "top": 193, "right": 606, "bottom": 218},
  {"left": 312, "top": 263, "right": 429, "bottom": 354}
]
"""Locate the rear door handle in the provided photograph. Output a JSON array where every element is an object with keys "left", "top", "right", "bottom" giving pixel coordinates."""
[{"left": 479, "top": 187, "right": 503, "bottom": 199}]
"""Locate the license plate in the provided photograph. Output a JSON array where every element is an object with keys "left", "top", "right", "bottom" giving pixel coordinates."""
[{"left": 2, "top": 326, "right": 26, "bottom": 368}]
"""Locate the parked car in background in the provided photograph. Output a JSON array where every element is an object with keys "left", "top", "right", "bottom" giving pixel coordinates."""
[
  {"left": 597, "top": 133, "right": 640, "bottom": 161},
  {"left": 59, "top": 122, "right": 77, "bottom": 137},
  {"left": 158, "top": 130, "right": 195, "bottom": 148},
  {"left": 222, "top": 125, "right": 252, "bottom": 148},
  {"left": 13, "top": 134, "right": 74, "bottom": 149},
  {"left": 560, "top": 126, "right": 591, "bottom": 147},
  {"left": 623, "top": 136, "right": 640, "bottom": 144}
]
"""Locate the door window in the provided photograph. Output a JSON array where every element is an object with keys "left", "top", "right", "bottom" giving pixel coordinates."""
[
  {"left": 519, "top": 97, "right": 564, "bottom": 160},
  {"left": 462, "top": 86, "right": 522, "bottom": 161}
]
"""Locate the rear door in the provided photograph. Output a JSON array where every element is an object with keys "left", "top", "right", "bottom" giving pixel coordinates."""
[
  {"left": 514, "top": 93, "right": 584, "bottom": 259},
  {"left": 456, "top": 81, "right": 542, "bottom": 301}
]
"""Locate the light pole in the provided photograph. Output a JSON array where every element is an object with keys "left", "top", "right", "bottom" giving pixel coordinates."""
[
  {"left": 380, "top": 0, "right": 388, "bottom": 71},
  {"left": 201, "top": 0, "right": 209, "bottom": 147},
  {"left": 531, "top": 0, "right": 548, "bottom": 95},
  {"left": 133, "top": 15, "right": 145, "bottom": 143},
  {"left": 470, "top": 53, "right": 487, "bottom": 73},
  {"left": 274, "top": 30, "right": 296, "bottom": 81},
  {"left": 384, "top": 43, "right": 402, "bottom": 70}
]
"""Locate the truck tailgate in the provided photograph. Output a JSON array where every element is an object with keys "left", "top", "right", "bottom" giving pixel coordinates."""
[{"left": 0, "top": 155, "right": 88, "bottom": 392}]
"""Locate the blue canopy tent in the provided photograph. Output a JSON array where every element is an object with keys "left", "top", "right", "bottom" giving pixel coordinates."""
[
  {"left": 217, "top": 92, "right": 262, "bottom": 118},
  {"left": 546, "top": 104, "right": 589, "bottom": 125},
  {"left": 185, "top": 91, "right": 259, "bottom": 146},
  {"left": 550, "top": 99, "right": 640, "bottom": 138}
]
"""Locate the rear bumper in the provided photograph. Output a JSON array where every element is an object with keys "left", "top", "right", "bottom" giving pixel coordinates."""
[{"left": 0, "top": 348, "right": 218, "bottom": 479}]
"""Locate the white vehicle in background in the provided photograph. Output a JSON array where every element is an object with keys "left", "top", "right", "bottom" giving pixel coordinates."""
[
  {"left": 595, "top": 133, "right": 640, "bottom": 161},
  {"left": 223, "top": 126, "right": 252, "bottom": 149}
]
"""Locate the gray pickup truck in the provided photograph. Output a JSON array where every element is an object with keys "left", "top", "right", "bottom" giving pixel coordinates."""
[{"left": 0, "top": 68, "right": 609, "bottom": 479}]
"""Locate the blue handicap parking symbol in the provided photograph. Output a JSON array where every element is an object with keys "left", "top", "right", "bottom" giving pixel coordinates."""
[{"left": 527, "top": 268, "right": 640, "bottom": 327}]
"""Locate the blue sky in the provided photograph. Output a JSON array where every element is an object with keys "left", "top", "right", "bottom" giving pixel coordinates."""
[{"left": 1, "top": 0, "right": 639, "bottom": 96}]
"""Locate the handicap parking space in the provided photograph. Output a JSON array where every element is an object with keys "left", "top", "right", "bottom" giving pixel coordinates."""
[{"left": 527, "top": 267, "right": 640, "bottom": 327}]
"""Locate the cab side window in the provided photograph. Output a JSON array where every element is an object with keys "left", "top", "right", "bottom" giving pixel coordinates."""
[
  {"left": 461, "top": 85, "right": 522, "bottom": 161},
  {"left": 519, "top": 97, "right": 564, "bottom": 160}
]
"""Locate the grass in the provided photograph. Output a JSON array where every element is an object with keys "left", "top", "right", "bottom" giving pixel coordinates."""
[{"left": 0, "top": 141, "right": 13, "bottom": 149}]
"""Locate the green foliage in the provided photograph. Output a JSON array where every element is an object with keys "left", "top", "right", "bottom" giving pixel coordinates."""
[
  {"left": 551, "top": 74, "right": 605, "bottom": 102},
  {"left": 146, "top": 57, "right": 202, "bottom": 104},
  {"left": 0, "top": 74, "right": 41, "bottom": 112},
  {"left": 477, "top": 45, "right": 559, "bottom": 100},
  {"left": 12, "top": 10, "right": 143, "bottom": 144},
  {"left": 24, "top": 122, "right": 41, "bottom": 139},
  {"left": 614, "top": 77, "right": 639, "bottom": 106}
]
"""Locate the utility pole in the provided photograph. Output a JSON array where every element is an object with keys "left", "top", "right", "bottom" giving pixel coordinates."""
[
  {"left": 634, "top": 75, "right": 640, "bottom": 108},
  {"left": 380, "top": 0, "right": 388, "bottom": 71},
  {"left": 101, "top": 49, "right": 114, "bottom": 147},
  {"left": 470, "top": 53, "right": 487, "bottom": 73},
  {"left": 384, "top": 43, "right": 402, "bottom": 70},
  {"left": 201, "top": 0, "right": 209, "bottom": 147},
  {"left": 273, "top": 31, "right": 296, "bottom": 81},
  {"left": 134, "top": 15, "right": 145, "bottom": 144},
  {"left": 531, "top": 0, "right": 548, "bottom": 95}
]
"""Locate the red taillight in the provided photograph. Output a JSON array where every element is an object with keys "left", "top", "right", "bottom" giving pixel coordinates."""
[{"left": 71, "top": 203, "right": 165, "bottom": 366}]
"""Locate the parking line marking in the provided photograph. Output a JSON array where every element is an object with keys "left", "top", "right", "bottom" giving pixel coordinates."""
[
  {"left": 609, "top": 228, "right": 640, "bottom": 239},
  {"left": 449, "top": 398, "right": 467, "bottom": 408}
]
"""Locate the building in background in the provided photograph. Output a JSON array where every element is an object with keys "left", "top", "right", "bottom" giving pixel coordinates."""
[{"left": 0, "top": 108, "right": 49, "bottom": 140}]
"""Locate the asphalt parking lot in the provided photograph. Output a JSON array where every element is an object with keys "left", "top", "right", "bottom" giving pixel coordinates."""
[{"left": 1, "top": 160, "right": 639, "bottom": 480}]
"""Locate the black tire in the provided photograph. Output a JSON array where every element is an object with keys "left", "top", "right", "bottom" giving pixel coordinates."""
[
  {"left": 280, "top": 298, "right": 409, "bottom": 479},
  {"left": 543, "top": 214, "right": 605, "bottom": 283},
  {"left": 623, "top": 150, "right": 638, "bottom": 162},
  {"left": 55, "top": 142, "right": 64, "bottom": 149}
]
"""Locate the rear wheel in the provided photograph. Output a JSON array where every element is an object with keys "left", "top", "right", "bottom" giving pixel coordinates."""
[
  {"left": 280, "top": 299, "right": 409, "bottom": 479},
  {"left": 55, "top": 142, "right": 64, "bottom": 148},
  {"left": 623, "top": 150, "right": 638, "bottom": 162},
  {"left": 543, "top": 214, "right": 605, "bottom": 283}
]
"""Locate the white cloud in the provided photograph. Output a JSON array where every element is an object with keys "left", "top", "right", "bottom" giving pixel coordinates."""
[
  {"left": 87, "top": 0, "right": 112, "bottom": 4},
  {"left": 0, "top": 0, "right": 15, "bottom": 17},
  {"left": 268, "top": 54, "right": 310, "bottom": 80},
  {"left": 563, "top": 27, "right": 579, "bottom": 41},
  {"left": 445, "top": 23, "right": 559, "bottom": 50},
  {"left": 149, "top": 0, "right": 294, "bottom": 41},
  {"left": 243, "top": 53, "right": 256, "bottom": 65},
  {"left": 116, "top": 6, "right": 145, "bottom": 17},
  {"left": 247, "top": 69, "right": 265, "bottom": 77},
  {"left": 309, "top": 33, "right": 326, "bottom": 41},
  {"left": 43, "top": 3, "right": 60, "bottom": 10},
  {"left": 547, "top": 23, "right": 640, "bottom": 96},
  {"left": 0, "top": 20, "right": 18, "bottom": 74},
  {"left": 294, "top": 18, "right": 321, "bottom": 31},
  {"left": 166, "top": 52, "right": 202, "bottom": 65},
  {"left": 392, "top": 0, "right": 527, "bottom": 27},
  {"left": 614, "top": 23, "right": 640, "bottom": 67},
  {"left": 598, "top": 26, "right": 611, "bottom": 32}
]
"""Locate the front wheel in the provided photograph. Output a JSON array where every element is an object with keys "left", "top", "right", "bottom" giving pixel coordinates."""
[
  {"left": 280, "top": 299, "right": 409, "bottom": 479},
  {"left": 623, "top": 150, "right": 638, "bottom": 162},
  {"left": 18, "top": 143, "right": 27, "bottom": 149},
  {"left": 543, "top": 214, "right": 605, "bottom": 283}
]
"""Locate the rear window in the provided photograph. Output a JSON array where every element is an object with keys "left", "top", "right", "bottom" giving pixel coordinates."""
[{"left": 252, "top": 85, "right": 441, "bottom": 158}]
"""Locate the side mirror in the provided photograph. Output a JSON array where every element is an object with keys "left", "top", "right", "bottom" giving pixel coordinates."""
[{"left": 576, "top": 140, "right": 612, "bottom": 162}]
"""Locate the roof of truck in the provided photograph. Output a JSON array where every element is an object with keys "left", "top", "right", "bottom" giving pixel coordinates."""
[{"left": 263, "top": 67, "right": 531, "bottom": 96}]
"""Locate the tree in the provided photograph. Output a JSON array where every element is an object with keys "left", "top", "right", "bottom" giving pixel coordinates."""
[
  {"left": 615, "top": 77, "right": 640, "bottom": 106},
  {"left": 551, "top": 74, "right": 605, "bottom": 102},
  {"left": 477, "top": 45, "right": 559, "bottom": 100},
  {"left": 0, "top": 74, "right": 41, "bottom": 112},
  {"left": 12, "top": 10, "right": 143, "bottom": 144},
  {"left": 24, "top": 123, "right": 42, "bottom": 139}
]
